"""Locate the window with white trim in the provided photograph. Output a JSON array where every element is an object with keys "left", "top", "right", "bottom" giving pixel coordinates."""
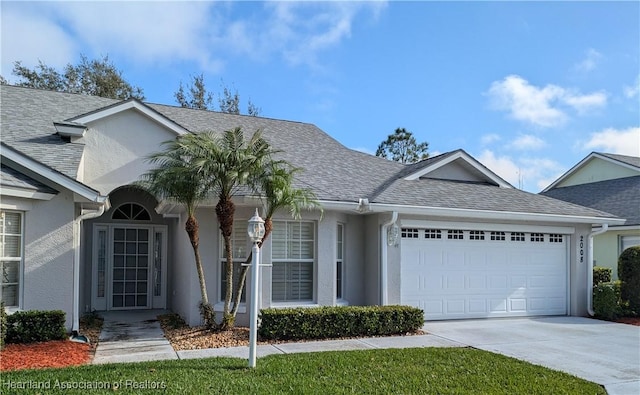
[
  {"left": 531, "top": 233, "right": 544, "bottom": 242},
  {"left": 220, "top": 225, "right": 249, "bottom": 302},
  {"left": 401, "top": 228, "right": 419, "bottom": 238},
  {"left": 272, "top": 221, "right": 315, "bottom": 302},
  {"left": 510, "top": 232, "right": 525, "bottom": 242},
  {"left": 425, "top": 229, "right": 442, "bottom": 239},
  {"left": 447, "top": 230, "right": 464, "bottom": 240},
  {"left": 112, "top": 203, "right": 151, "bottom": 221},
  {"left": 469, "top": 230, "right": 485, "bottom": 240},
  {"left": 336, "top": 223, "right": 344, "bottom": 300},
  {"left": 1, "top": 210, "right": 23, "bottom": 308},
  {"left": 490, "top": 231, "right": 506, "bottom": 241}
]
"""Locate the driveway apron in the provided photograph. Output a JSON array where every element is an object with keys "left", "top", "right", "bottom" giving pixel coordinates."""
[
  {"left": 93, "top": 310, "right": 177, "bottom": 364},
  {"left": 423, "top": 316, "right": 640, "bottom": 395}
]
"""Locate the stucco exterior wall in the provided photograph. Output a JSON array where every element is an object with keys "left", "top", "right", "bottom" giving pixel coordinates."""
[
  {"left": 2, "top": 192, "right": 76, "bottom": 329},
  {"left": 79, "top": 109, "right": 178, "bottom": 195},
  {"left": 570, "top": 225, "right": 592, "bottom": 317},
  {"left": 363, "top": 214, "right": 381, "bottom": 305},
  {"left": 558, "top": 158, "right": 638, "bottom": 187},
  {"left": 594, "top": 229, "right": 640, "bottom": 280}
]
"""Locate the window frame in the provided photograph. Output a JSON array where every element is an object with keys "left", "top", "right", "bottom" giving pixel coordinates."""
[
  {"left": 336, "top": 223, "right": 345, "bottom": 300},
  {"left": 1, "top": 210, "right": 24, "bottom": 309},
  {"left": 271, "top": 220, "right": 316, "bottom": 303}
]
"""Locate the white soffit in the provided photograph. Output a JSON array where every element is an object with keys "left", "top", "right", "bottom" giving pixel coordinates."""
[{"left": 400, "top": 219, "right": 575, "bottom": 235}]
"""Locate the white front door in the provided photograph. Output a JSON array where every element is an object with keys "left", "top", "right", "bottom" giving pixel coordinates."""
[{"left": 92, "top": 225, "right": 167, "bottom": 311}]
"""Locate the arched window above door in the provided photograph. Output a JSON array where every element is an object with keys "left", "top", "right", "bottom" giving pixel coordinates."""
[{"left": 111, "top": 203, "right": 151, "bottom": 221}]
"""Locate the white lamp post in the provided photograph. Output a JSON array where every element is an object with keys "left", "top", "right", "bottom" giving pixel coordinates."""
[{"left": 247, "top": 208, "right": 265, "bottom": 368}]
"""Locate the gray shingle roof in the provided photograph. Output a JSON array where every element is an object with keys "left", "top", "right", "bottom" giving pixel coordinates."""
[
  {"left": 1, "top": 85, "right": 119, "bottom": 178},
  {"left": 540, "top": 176, "right": 640, "bottom": 225},
  {"left": 0, "top": 164, "right": 58, "bottom": 194},
  {"left": 598, "top": 152, "right": 640, "bottom": 169},
  {"left": 0, "top": 85, "right": 619, "bottom": 220},
  {"left": 374, "top": 178, "right": 616, "bottom": 218}
]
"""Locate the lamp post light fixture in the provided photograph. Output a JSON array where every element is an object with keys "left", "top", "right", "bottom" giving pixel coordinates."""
[{"left": 247, "top": 208, "right": 265, "bottom": 368}]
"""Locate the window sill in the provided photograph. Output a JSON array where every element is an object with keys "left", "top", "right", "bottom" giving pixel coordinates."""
[
  {"left": 213, "top": 302, "right": 246, "bottom": 314},
  {"left": 270, "top": 302, "right": 319, "bottom": 309},
  {"left": 3, "top": 306, "right": 21, "bottom": 314}
]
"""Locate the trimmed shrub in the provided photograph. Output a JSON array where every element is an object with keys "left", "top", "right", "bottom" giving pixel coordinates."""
[
  {"left": 259, "top": 305, "right": 424, "bottom": 341},
  {"left": 6, "top": 310, "right": 67, "bottom": 344},
  {"left": 593, "top": 266, "right": 612, "bottom": 286},
  {"left": 593, "top": 281, "right": 621, "bottom": 321},
  {"left": 0, "top": 301, "right": 6, "bottom": 350},
  {"left": 618, "top": 246, "right": 640, "bottom": 314}
]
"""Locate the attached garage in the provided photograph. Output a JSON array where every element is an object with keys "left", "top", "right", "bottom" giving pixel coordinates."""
[{"left": 400, "top": 223, "right": 569, "bottom": 320}]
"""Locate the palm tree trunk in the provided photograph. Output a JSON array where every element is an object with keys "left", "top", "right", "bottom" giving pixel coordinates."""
[
  {"left": 185, "top": 215, "right": 213, "bottom": 326},
  {"left": 217, "top": 197, "right": 236, "bottom": 329},
  {"left": 230, "top": 218, "right": 272, "bottom": 318}
]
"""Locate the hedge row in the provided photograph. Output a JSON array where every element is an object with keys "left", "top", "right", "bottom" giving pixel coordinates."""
[
  {"left": 5, "top": 310, "right": 67, "bottom": 344},
  {"left": 259, "top": 305, "right": 424, "bottom": 341},
  {"left": 593, "top": 281, "right": 621, "bottom": 320}
]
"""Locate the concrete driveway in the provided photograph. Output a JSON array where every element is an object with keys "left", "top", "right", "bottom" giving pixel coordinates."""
[{"left": 423, "top": 316, "right": 639, "bottom": 395}]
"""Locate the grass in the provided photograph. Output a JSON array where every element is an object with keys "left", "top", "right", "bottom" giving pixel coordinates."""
[{"left": 0, "top": 348, "right": 604, "bottom": 395}]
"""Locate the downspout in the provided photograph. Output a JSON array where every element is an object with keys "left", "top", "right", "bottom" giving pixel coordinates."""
[
  {"left": 380, "top": 211, "right": 398, "bottom": 305},
  {"left": 72, "top": 202, "right": 109, "bottom": 337},
  {"left": 587, "top": 224, "right": 608, "bottom": 316}
]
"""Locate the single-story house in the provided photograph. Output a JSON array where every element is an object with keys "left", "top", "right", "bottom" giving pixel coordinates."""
[
  {"left": 541, "top": 152, "right": 640, "bottom": 279},
  {"left": 1, "top": 85, "right": 624, "bottom": 332}
]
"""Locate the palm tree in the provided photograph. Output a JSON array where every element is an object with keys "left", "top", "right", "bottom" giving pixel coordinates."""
[
  {"left": 192, "top": 128, "right": 275, "bottom": 329},
  {"left": 139, "top": 136, "right": 215, "bottom": 328},
  {"left": 230, "top": 161, "right": 321, "bottom": 318}
]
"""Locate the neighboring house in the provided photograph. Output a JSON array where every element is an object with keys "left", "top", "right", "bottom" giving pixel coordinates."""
[
  {"left": 0, "top": 85, "right": 623, "bottom": 332},
  {"left": 541, "top": 152, "right": 640, "bottom": 279}
]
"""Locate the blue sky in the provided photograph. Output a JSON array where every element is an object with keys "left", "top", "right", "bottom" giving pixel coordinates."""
[{"left": 2, "top": 1, "right": 638, "bottom": 192}]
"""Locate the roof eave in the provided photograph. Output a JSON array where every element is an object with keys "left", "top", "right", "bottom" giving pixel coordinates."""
[
  {"left": 367, "top": 202, "right": 625, "bottom": 225},
  {"left": 1, "top": 143, "right": 108, "bottom": 204}
]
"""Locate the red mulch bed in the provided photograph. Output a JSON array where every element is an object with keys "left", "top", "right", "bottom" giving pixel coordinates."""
[
  {"left": 0, "top": 340, "right": 92, "bottom": 371},
  {"left": 615, "top": 317, "right": 640, "bottom": 326}
]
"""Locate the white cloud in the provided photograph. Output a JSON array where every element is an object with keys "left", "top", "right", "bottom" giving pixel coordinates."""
[
  {"left": 581, "top": 127, "right": 640, "bottom": 156},
  {"left": 624, "top": 75, "right": 640, "bottom": 99},
  {"left": 1, "top": 2, "right": 386, "bottom": 76},
  {"left": 486, "top": 75, "right": 607, "bottom": 128},
  {"left": 509, "top": 134, "right": 546, "bottom": 150},
  {"left": 481, "top": 133, "right": 501, "bottom": 145},
  {"left": 477, "top": 150, "right": 565, "bottom": 192},
  {"left": 562, "top": 91, "right": 607, "bottom": 114},
  {"left": 0, "top": 5, "right": 78, "bottom": 78},
  {"left": 574, "top": 48, "right": 602, "bottom": 73}
]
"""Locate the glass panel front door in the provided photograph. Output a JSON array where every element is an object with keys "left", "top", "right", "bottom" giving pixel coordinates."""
[{"left": 112, "top": 227, "right": 149, "bottom": 309}]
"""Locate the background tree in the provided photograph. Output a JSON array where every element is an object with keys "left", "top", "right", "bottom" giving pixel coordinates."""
[
  {"left": 139, "top": 136, "right": 215, "bottom": 328},
  {"left": 175, "top": 76, "right": 261, "bottom": 116},
  {"left": 175, "top": 73, "right": 213, "bottom": 110},
  {"left": 375, "top": 128, "right": 429, "bottom": 164},
  {"left": 10, "top": 54, "right": 144, "bottom": 100}
]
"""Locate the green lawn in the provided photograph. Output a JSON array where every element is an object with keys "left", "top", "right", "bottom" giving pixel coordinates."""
[{"left": 0, "top": 348, "right": 604, "bottom": 395}]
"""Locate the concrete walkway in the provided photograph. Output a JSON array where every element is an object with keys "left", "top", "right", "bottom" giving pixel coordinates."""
[
  {"left": 424, "top": 316, "right": 640, "bottom": 395},
  {"left": 93, "top": 310, "right": 177, "bottom": 364}
]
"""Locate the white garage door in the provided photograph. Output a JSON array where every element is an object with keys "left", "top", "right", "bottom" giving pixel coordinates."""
[{"left": 401, "top": 228, "right": 568, "bottom": 320}]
